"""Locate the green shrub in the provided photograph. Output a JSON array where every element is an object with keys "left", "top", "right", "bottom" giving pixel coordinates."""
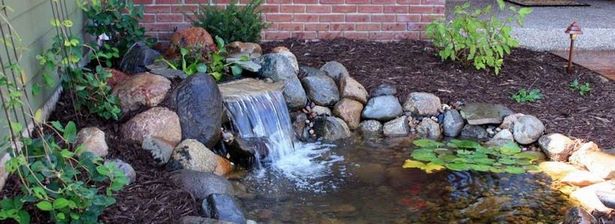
[
  {"left": 511, "top": 88, "right": 542, "bottom": 103},
  {"left": 569, "top": 79, "right": 591, "bottom": 96},
  {"left": 191, "top": 0, "right": 269, "bottom": 43},
  {"left": 426, "top": 0, "right": 532, "bottom": 74}
]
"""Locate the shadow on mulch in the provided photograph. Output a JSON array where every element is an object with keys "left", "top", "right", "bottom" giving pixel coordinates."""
[{"left": 262, "top": 39, "right": 615, "bottom": 149}]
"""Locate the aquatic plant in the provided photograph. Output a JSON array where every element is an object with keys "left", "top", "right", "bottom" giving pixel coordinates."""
[{"left": 403, "top": 139, "right": 542, "bottom": 174}]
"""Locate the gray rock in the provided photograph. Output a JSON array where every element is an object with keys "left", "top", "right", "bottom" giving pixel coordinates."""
[
  {"left": 320, "top": 61, "right": 349, "bottom": 81},
  {"left": 460, "top": 103, "right": 513, "bottom": 125},
  {"left": 360, "top": 120, "right": 383, "bottom": 137},
  {"left": 460, "top": 124, "right": 490, "bottom": 141},
  {"left": 312, "top": 106, "right": 332, "bottom": 116},
  {"left": 312, "top": 116, "right": 351, "bottom": 141},
  {"left": 179, "top": 216, "right": 234, "bottom": 224},
  {"left": 512, "top": 115, "right": 545, "bottom": 144},
  {"left": 383, "top": 116, "right": 409, "bottom": 137},
  {"left": 226, "top": 57, "right": 261, "bottom": 72},
  {"left": 105, "top": 159, "right": 136, "bottom": 184},
  {"left": 282, "top": 77, "right": 308, "bottom": 109},
  {"left": 168, "top": 139, "right": 232, "bottom": 176},
  {"left": 292, "top": 113, "right": 309, "bottom": 141},
  {"left": 370, "top": 83, "right": 396, "bottom": 97},
  {"left": 176, "top": 74, "right": 223, "bottom": 148},
  {"left": 362, "top": 95, "right": 403, "bottom": 121},
  {"left": 120, "top": 42, "right": 161, "bottom": 74},
  {"left": 442, "top": 109, "right": 464, "bottom": 137},
  {"left": 596, "top": 191, "right": 615, "bottom": 209},
  {"left": 539, "top": 133, "right": 575, "bottom": 161},
  {"left": 485, "top": 129, "right": 515, "bottom": 147},
  {"left": 142, "top": 136, "right": 175, "bottom": 165},
  {"left": 299, "top": 65, "right": 326, "bottom": 77},
  {"left": 301, "top": 74, "right": 340, "bottom": 106},
  {"left": 402, "top": 92, "right": 441, "bottom": 116},
  {"left": 499, "top": 113, "right": 525, "bottom": 130},
  {"left": 339, "top": 75, "right": 368, "bottom": 104},
  {"left": 76, "top": 127, "right": 108, "bottom": 157},
  {"left": 416, "top": 118, "right": 442, "bottom": 140},
  {"left": 259, "top": 54, "right": 307, "bottom": 109},
  {"left": 563, "top": 207, "right": 597, "bottom": 224},
  {"left": 147, "top": 61, "right": 187, "bottom": 79},
  {"left": 226, "top": 137, "right": 270, "bottom": 168},
  {"left": 203, "top": 194, "right": 246, "bottom": 224},
  {"left": 170, "top": 169, "right": 234, "bottom": 200}
]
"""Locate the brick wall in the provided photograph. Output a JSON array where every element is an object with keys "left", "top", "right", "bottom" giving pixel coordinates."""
[{"left": 135, "top": 0, "right": 445, "bottom": 41}]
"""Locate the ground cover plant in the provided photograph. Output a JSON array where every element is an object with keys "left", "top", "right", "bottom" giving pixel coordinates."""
[
  {"left": 570, "top": 79, "right": 591, "bottom": 96},
  {"left": 191, "top": 0, "right": 268, "bottom": 44},
  {"left": 511, "top": 88, "right": 542, "bottom": 103}
]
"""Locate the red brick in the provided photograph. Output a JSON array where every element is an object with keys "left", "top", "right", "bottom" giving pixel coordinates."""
[
  {"left": 294, "top": 0, "right": 318, "bottom": 4},
  {"left": 408, "top": 5, "right": 433, "bottom": 13},
  {"left": 318, "top": 31, "right": 343, "bottom": 39},
  {"left": 264, "top": 31, "right": 292, "bottom": 40},
  {"left": 397, "top": 14, "right": 420, "bottom": 22},
  {"left": 142, "top": 14, "right": 156, "bottom": 23},
  {"left": 156, "top": 14, "right": 184, "bottom": 22},
  {"left": 397, "top": 0, "right": 421, "bottom": 4},
  {"left": 278, "top": 23, "right": 304, "bottom": 31},
  {"left": 172, "top": 5, "right": 199, "bottom": 13},
  {"left": 407, "top": 22, "right": 427, "bottom": 31},
  {"left": 371, "top": 14, "right": 395, "bottom": 22},
  {"left": 371, "top": 0, "right": 396, "bottom": 4},
  {"left": 280, "top": 5, "right": 304, "bottom": 13},
  {"left": 185, "top": 0, "right": 209, "bottom": 3},
  {"left": 142, "top": 23, "right": 172, "bottom": 32},
  {"left": 145, "top": 5, "right": 171, "bottom": 13},
  {"left": 320, "top": 0, "right": 345, "bottom": 4},
  {"left": 330, "top": 23, "right": 354, "bottom": 31},
  {"left": 332, "top": 5, "right": 356, "bottom": 13},
  {"left": 306, "top": 5, "right": 332, "bottom": 13},
  {"left": 358, "top": 5, "right": 382, "bottom": 13},
  {"left": 345, "top": 0, "right": 370, "bottom": 4},
  {"left": 319, "top": 14, "right": 344, "bottom": 22},
  {"left": 382, "top": 23, "right": 406, "bottom": 31},
  {"left": 156, "top": 0, "right": 181, "bottom": 3},
  {"left": 292, "top": 31, "right": 319, "bottom": 39},
  {"left": 134, "top": 0, "right": 154, "bottom": 4},
  {"left": 346, "top": 14, "right": 370, "bottom": 22},
  {"left": 421, "top": 0, "right": 444, "bottom": 5},
  {"left": 356, "top": 23, "right": 380, "bottom": 31},
  {"left": 420, "top": 14, "right": 442, "bottom": 22},
  {"left": 294, "top": 15, "right": 319, "bottom": 22},
  {"left": 433, "top": 5, "right": 445, "bottom": 14},
  {"left": 262, "top": 5, "right": 280, "bottom": 13},
  {"left": 267, "top": 14, "right": 293, "bottom": 22},
  {"left": 266, "top": 0, "right": 292, "bottom": 3},
  {"left": 305, "top": 24, "right": 330, "bottom": 31},
  {"left": 383, "top": 5, "right": 408, "bottom": 13},
  {"left": 343, "top": 32, "right": 369, "bottom": 39}
]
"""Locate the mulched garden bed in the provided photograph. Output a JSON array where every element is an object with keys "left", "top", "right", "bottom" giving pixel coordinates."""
[{"left": 262, "top": 39, "right": 615, "bottom": 148}]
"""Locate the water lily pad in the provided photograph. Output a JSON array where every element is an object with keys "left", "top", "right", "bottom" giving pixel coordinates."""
[
  {"left": 445, "top": 163, "right": 471, "bottom": 171},
  {"left": 448, "top": 139, "right": 483, "bottom": 149},
  {"left": 471, "top": 164, "right": 492, "bottom": 172},
  {"left": 512, "top": 151, "right": 543, "bottom": 161},
  {"left": 411, "top": 149, "right": 438, "bottom": 162},
  {"left": 413, "top": 139, "right": 444, "bottom": 148},
  {"left": 498, "top": 142, "right": 522, "bottom": 155},
  {"left": 505, "top": 166, "right": 525, "bottom": 174},
  {"left": 473, "top": 157, "right": 495, "bottom": 165},
  {"left": 402, "top": 160, "right": 445, "bottom": 173}
]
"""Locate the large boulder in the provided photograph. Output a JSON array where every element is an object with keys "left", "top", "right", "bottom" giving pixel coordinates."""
[
  {"left": 320, "top": 61, "right": 349, "bottom": 81},
  {"left": 359, "top": 120, "right": 383, "bottom": 137},
  {"left": 301, "top": 74, "right": 340, "bottom": 106},
  {"left": 362, "top": 95, "right": 403, "bottom": 121},
  {"left": 166, "top": 27, "right": 216, "bottom": 59},
  {"left": 120, "top": 42, "right": 162, "bottom": 74},
  {"left": 259, "top": 53, "right": 306, "bottom": 109},
  {"left": 112, "top": 72, "right": 171, "bottom": 113},
  {"left": 416, "top": 118, "right": 442, "bottom": 140},
  {"left": 402, "top": 92, "right": 441, "bottom": 116},
  {"left": 383, "top": 116, "right": 410, "bottom": 137},
  {"left": 170, "top": 169, "right": 234, "bottom": 200},
  {"left": 271, "top": 46, "right": 299, "bottom": 73},
  {"left": 339, "top": 75, "right": 368, "bottom": 104},
  {"left": 121, "top": 107, "right": 182, "bottom": 145},
  {"left": 570, "top": 181, "right": 615, "bottom": 213},
  {"left": 168, "top": 139, "right": 233, "bottom": 176},
  {"left": 202, "top": 194, "right": 246, "bottom": 224},
  {"left": 333, "top": 98, "right": 363, "bottom": 130},
  {"left": 175, "top": 74, "right": 223, "bottom": 148},
  {"left": 460, "top": 103, "right": 513, "bottom": 125},
  {"left": 106, "top": 68, "right": 129, "bottom": 88},
  {"left": 512, "top": 115, "right": 545, "bottom": 144},
  {"left": 442, "top": 109, "right": 464, "bottom": 137},
  {"left": 538, "top": 133, "right": 575, "bottom": 161},
  {"left": 312, "top": 116, "right": 351, "bottom": 141},
  {"left": 570, "top": 143, "right": 615, "bottom": 179},
  {"left": 76, "top": 127, "right": 108, "bottom": 157},
  {"left": 370, "top": 83, "right": 396, "bottom": 97}
]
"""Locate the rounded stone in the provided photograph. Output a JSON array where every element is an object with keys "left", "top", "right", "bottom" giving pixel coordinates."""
[
  {"left": 538, "top": 133, "right": 575, "bottom": 161},
  {"left": 383, "top": 116, "right": 410, "bottom": 137},
  {"left": 320, "top": 61, "right": 349, "bottom": 81},
  {"left": 112, "top": 72, "right": 171, "bottom": 113},
  {"left": 105, "top": 159, "right": 136, "bottom": 184},
  {"left": 339, "top": 75, "right": 368, "bottom": 104},
  {"left": 168, "top": 139, "right": 233, "bottom": 176},
  {"left": 360, "top": 120, "right": 383, "bottom": 137},
  {"left": 512, "top": 115, "right": 545, "bottom": 144},
  {"left": 416, "top": 118, "right": 442, "bottom": 140},
  {"left": 301, "top": 74, "right": 340, "bottom": 106},
  {"left": 402, "top": 92, "right": 442, "bottom": 116},
  {"left": 333, "top": 98, "right": 364, "bottom": 130},
  {"left": 442, "top": 109, "right": 464, "bottom": 137},
  {"left": 362, "top": 95, "right": 403, "bottom": 121},
  {"left": 121, "top": 107, "right": 182, "bottom": 146},
  {"left": 76, "top": 127, "right": 108, "bottom": 157}
]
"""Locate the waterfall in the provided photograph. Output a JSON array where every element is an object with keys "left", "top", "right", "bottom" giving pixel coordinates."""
[{"left": 219, "top": 79, "right": 296, "bottom": 163}]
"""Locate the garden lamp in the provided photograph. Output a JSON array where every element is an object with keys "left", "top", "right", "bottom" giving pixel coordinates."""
[{"left": 565, "top": 22, "right": 582, "bottom": 74}]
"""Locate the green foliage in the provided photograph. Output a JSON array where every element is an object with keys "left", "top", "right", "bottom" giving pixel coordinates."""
[
  {"left": 403, "top": 139, "right": 542, "bottom": 174},
  {"left": 192, "top": 0, "right": 269, "bottom": 43},
  {"left": 569, "top": 79, "right": 591, "bottom": 96},
  {"left": 426, "top": 0, "right": 532, "bottom": 74},
  {"left": 79, "top": 0, "right": 147, "bottom": 56},
  {"left": 511, "top": 88, "right": 542, "bottom": 103},
  {"left": 0, "top": 122, "right": 128, "bottom": 224}
]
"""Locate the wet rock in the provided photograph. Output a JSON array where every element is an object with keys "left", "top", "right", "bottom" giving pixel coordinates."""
[
  {"left": 168, "top": 139, "right": 233, "bottom": 176},
  {"left": 171, "top": 169, "right": 234, "bottom": 200},
  {"left": 402, "top": 92, "right": 441, "bottom": 116},
  {"left": 176, "top": 74, "right": 223, "bottom": 148},
  {"left": 299, "top": 66, "right": 326, "bottom": 77},
  {"left": 121, "top": 107, "right": 182, "bottom": 145},
  {"left": 570, "top": 144, "right": 615, "bottom": 179},
  {"left": 301, "top": 74, "right": 340, "bottom": 106},
  {"left": 142, "top": 136, "right": 175, "bottom": 165},
  {"left": 563, "top": 207, "right": 597, "bottom": 224},
  {"left": 226, "top": 57, "right": 261, "bottom": 73},
  {"left": 226, "top": 41, "right": 262, "bottom": 59},
  {"left": 512, "top": 115, "right": 545, "bottom": 144},
  {"left": 461, "top": 196, "right": 511, "bottom": 219},
  {"left": 259, "top": 53, "right": 306, "bottom": 109},
  {"left": 333, "top": 98, "right": 363, "bottom": 129},
  {"left": 362, "top": 95, "right": 403, "bottom": 121},
  {"left": 292, "top": 113, "right": 309, "bottom": 140},
  {"left": 202, "top": 194, "right": 246, "bottom": 224},
  {"left": 416, "top": 118, "right": 442, "bottom": 140},
  {"left": 105, "top": 159, "right": 136, "bottom": 184},
  {"left": 226, "top": 137, "right": 270, "bottom": 168},
  {"left": 167, "top": 27, "right": 216, "bottom": 58},
  {"left": 282, "top": 77, "right": 308, "bottom": 109},
  {"left": 570, "top": 181, "right": 615, "bottom": 213},
  {"left": 485, "top": 129, "right": 515, "bottom": 147},
  {"left": 562, "top": 170, "right": 605, "bottom": 187},
  {"left": 313, "top": 116, "right": 351, "bottom": 141},
  {"left": 120, "top": 42, "right": 161, "bottom": 74},
  {"left": 339, "top": 75, "right": 368, "bottom": 104},
  {"left": 146, "top": 61, "right": 188, "bottom": 80},
  {"left": 271, "top": 46, "right": 299, "bottom": 73},
  {"left": 179, "top": 216, "right": 234, "bottom": 224},
  {"left": 569, "top": 142, "right": 601, "bottom": 166},
  {"left": 539, "top": 133, "right": 575, "bottom": 161},
  {"left": 320, "top": 61, "right": 349, "bottom": 81},
  {"left": 370, "top": 83, "right": 396, "bottom": 97},
  {"left": 539, "top": 161, "right": 580, "bottom": 180},
  {"left": 460, "top": 124, "right": 489, "bottom": 141},
  {"left": 460, "top": 103, "right": 513, "bottom": 125},
  {"left": 442, "top": 109, "right": 464, "bottom": 137},
  {"left": 106, "top": 68, "right": 129, "bottom": 88},
  {"left": 312, "top": 105, "right": 332, "bottom": 116},
  {"left": 499, "top": 113, "right": 525, "bottom": 130},
  {"left": 359, "top": 120, "right": 383, "bottom": 137},
  {"left": 596, "top": 191, "right": 615, "bottom": 209},
  {"left": 112, "top": 72, "right": 171, "bottom": 113},
  {"left": 383, "top": 116, "right": 409, "bottom": 137},
  {"left": 76, "top": 127, "right": 108, "bottom": 157}
]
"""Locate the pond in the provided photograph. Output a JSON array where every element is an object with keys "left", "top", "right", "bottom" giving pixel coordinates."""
[{"left": 237, "top": 137, "right": 572, "bottom": 223}]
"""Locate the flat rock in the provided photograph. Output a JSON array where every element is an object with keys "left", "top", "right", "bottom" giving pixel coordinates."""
[
  {"left": 539, "top": 133, "right": 575, "bottom": 162},
  {"left": 539, "top": 161, "right": 580, "bottom": 180},
  {"left": 76, "top": 127, "right": 108, "bottom": 157},
  {"left": 121, "top": 107, "right": 182, "bottom": 145},
  {"left": 312, "top": 116, "right": 351, "bottom": 141},
  {"left": 170, "top": 169, "right": 233, "bottom": 200},
  {"left": 562, "top": 170, "right": 605, "bottom": 187},
  {"left": 362, "top": 95, "right": 403, "bottom": 121},
  {"left": 333, "top": 98, "right": 363, "bottom": 130},
  {"left": 460, "top": 124, "right": 489, "bottom": 141},
  {"left": 301, "top": 74, "right": 340, "bottom": 106},
  {"left": 360, "top": 120, "right": 383, "bottom": 137},
  {"left": 442, "top": 109, "right": 464, "bottom": 137},
  {"left": 571, "top": 149, "right": 615, "bottom": 180},
  {"left": 112, "top": 73, "right": 171, "bottom": 113},
  {"left": 168, "top": 139, "right": 233, "bottom": 176},
  {"left": 370, "top": 83, "right": 396, "bottom": 97},
  {"left": 416, "top": 118, "right": 442, "bottom": 140},
  {"left": 339, "top": 75, "right": 368, "bottom": 104},
  {"left": 203, "top": 194, "right": 246, "bottom": 224},
  {"left": 569, "top": 142, "right": 601, "bottom": 167},
  {"left": 512, "top": 115, "right": 545, "bottom": 144},
  {"left": 460, "top": 103, "right": 513, "bottom": 125},
  {"left": 120, "top": 42, "right": 161, "bottom": 74},
  {"left": 320, "top": 61, "right": 349, "bottom": 81},
  {"left": 403, "top": 92, "right": 441, "bottom": 116},
  {"left": 383, "top": 116, "right": 409, "bottom": 137},
  {"left": 225, "top": 57, "right": 261, "bottom": 72},
  {"left": 571, "top": 181, "right": 615, "bottom": 213},
  {"left": 146, "top": 62, "right": 187, "bottom": 79}
]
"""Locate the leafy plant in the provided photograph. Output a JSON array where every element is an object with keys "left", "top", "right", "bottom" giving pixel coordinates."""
[
  {"left": 426, "top": 0, "right": 532, "bottom": 74},
  {"left": 160, "top": 47, "right": 208, "bottom": 76},
  {"left": 511, "top": 88, "right": 542, "bottom": 103},
  {"left": 403, "top": 139, "right": 542, "bottom": 174},
  {"left": 569, "top": 79, "right": 591, "bottom": 96},
  {"left": 191, "top": 0, "right": 269, "bottom": 43}
]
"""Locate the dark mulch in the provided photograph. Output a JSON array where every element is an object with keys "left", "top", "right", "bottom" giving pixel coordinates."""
[{"left": 262, "top": 39, "right": 615, "bottom": 148}]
